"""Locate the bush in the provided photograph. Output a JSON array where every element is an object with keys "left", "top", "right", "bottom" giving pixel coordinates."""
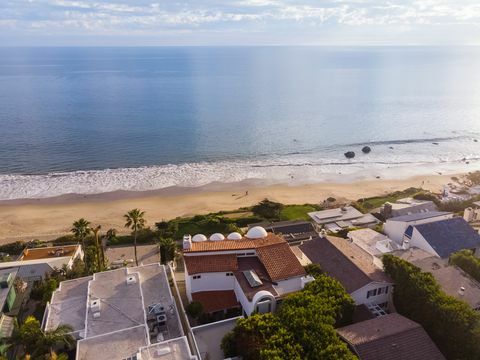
[
  {"left": 186, "top": 301, "right": 203, "bottom": 319},
  {"left": 0, "top": 241, "right": 25, "bottom": 256},
  {"left": 449, "top": 250, "right": 480, "bottom": 282},
  {"left": 304, "top": 264, "right": 322, "bottom": 277},
  {"left": 252, "top": 199, "right": 284, "bottom": 220}
]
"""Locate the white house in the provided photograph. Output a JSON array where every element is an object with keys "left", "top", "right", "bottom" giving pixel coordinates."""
[
  {"left": 381, "top": 197, "right": 437, "bottom": 219},
  {"left": 182, "top": 227, "right": 313, "bottom": 316},
  {"left": 0, "top": 245, "right": 83, "bottom": 281},
  {"left": 308, "top": 206, "right": 380, "bottom": 233},
  {"left": 464, "top": 201, "right": 480, "bottom": 223},
  {"left": 384, "top": 211, "right": 453, "bottom": 243},
  {"left": 299, "top": 236, "right": 393, "bottom": 311},
  {"left": 402, "top": 217, "right": 480, "bottom": 259},
  {"left": 347, "top": 228, "right": 401, "bottom": 268}
]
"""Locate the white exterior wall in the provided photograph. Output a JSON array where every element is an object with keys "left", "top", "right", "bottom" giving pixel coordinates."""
[
  {"left": 408, "top": 228, "right": 440, "bottom": 257},
  {"left": 385, "top": 213, "right": 453, "bottom": 243},
  {"left": 188, "top": 272, "right": 236, "bottom": 294},
  {"left": 273, "top": 277, "right": 303, "bottom": 297},
  {"left": 351, "top": 282, "right": 392, "bottom": 306},
  {"left": 185, "top": 264, "right": 192, "bottom": 302},
  {"left": 234, "top": 278, "right": 254, "bottom": 315}
]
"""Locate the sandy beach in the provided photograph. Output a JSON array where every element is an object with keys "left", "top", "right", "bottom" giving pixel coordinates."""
[{"left": 0, "top": 174, "right": 454, "bottom": 244}]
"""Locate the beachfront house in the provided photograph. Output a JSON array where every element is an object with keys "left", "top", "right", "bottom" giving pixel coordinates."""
[
  {"left": 412, "top": 255, "right": 480, "bottom": 310},
  {"left": 308, "top": 206, "right": 380, "bottom": 233},
  {"left": 402, "top": 217, "right": 480, "bottom": 259},
  {"left": 384, "top": 211, "right": 453, "bottom": 243},
  {"left": 347, "top": 228, "right": 401, "bottom": 268},
  {"left": 337, "top": 313, "right": 445, "bottom": 360},
  {"left": 298, "top": 236, "right": 393, "bottom": 315},
  {"left": 182, "top": 226, "right": 313, "bottom": 316},
  {"left": 0, "top": 268, "right": 21, "bottom": 339},
  {"left": 381, "top": 197, "right": 437, "bottom": 219},
  {"left": 0, "top": 245, "right": 83, "bottom": 281},
  {"left": 464, "top": 201, "right": 480, "bottom": 223},
  {"left": 247, "top": 220, "right": 318, "bottom": 244},
  {"left": 43, "top": 263, "right": 197, "bottom": 360}
]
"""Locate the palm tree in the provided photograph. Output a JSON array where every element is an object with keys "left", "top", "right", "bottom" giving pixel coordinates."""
[
  {"left": 90, "top": 225, "right": 103, "bottom": 271},
  {"left": 71, "top": 218, "right": 91, "bottom": 250},
  {"left": 159, "top": 237, "right": 176, "bottom": 264},
  {"left": 10, "top": 316, "right": 73, "bottom": 358},
  {"left": 124, "top": 209, "right": 146, "bottom": 266}
]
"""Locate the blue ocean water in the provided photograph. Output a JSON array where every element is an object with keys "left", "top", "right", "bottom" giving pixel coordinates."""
[{"left": 0, "top": 46, "right": 480, "bottom": 199}]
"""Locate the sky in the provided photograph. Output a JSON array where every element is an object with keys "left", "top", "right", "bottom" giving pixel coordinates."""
[{"left": 1, "top": 0, "right": 480, "bottom": 46}]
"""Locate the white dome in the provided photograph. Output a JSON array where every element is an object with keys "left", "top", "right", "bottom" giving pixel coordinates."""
[
  {"left": 227, "top": 232, "right": 243, "bottom": 240},
  {"left": 246, "top": 226, "right": 268, "bottom": 239},
  {"left": 209, "top": 233, "right": 225, "bottom": 241},
  {"left": 192, "top": 234, "right": 207, "bottom": 242}
]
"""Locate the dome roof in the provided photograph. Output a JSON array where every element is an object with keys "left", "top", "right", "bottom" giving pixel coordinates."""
[
  {"left": 209, "top": 233, "right": 225, "bottom": 241},
  {"left": 192, "top": 234, "right": 207, "bottom": 242},
  {"left": 227, "top": 232, "right": 243, "bottom": 240},
  {"left": 246, "top": 226, "right": 268, "bottom": 239}
]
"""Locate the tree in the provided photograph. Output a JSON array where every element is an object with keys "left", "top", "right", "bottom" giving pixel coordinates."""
[
  {"left": 71, "top": 218, "right": 91, "bottom": 252},
  {"left": 159, "top": 238, "right": 176, "bottom": 264},
  {"left": 10, "top": 316, "right": 73, "bottom": 358},
  {"left": 383, "top": 254, "right": 480, "bottom": 359},
  {"left": 30, "top": 278, "right": 58, "bottom": 305},
  {"left": 304, "top": 263, "right": 322, "bottom": 277},
  {"left": 222, "top": 275, "right": 356, "bottom": 359},
  {"left": 90, "top": 225, "right": 105, "bottom": 271},
  {"left": 252, "top": 199, "right": 284, "bottom": 220},
  {"left": 124, "top": 209, "right": 146, "bottom": 266},
  {"left": 105, "top": 228, "right": 117, "bottom": 245}
]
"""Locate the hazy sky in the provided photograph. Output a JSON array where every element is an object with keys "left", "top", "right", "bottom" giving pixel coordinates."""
[{"left": 1, "top": 0, "right": 480, "bottom": 46}]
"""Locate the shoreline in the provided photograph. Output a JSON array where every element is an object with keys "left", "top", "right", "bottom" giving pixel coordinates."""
[{"left": 0, "top": 174, "right": 455, "bottom": 244}]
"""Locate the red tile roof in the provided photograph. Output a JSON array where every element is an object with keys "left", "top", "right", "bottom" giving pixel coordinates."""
[
  {"left": 184, "top": 254, "right": 238, "bottom": 275},
  {"left": 256, "top": 243, "right": 306, "bottom": 281},
  {"left": 191, "top": 290, "right": 240, "bottom": 313},
  {"left": 184, "top": 234, "right": 284, "bottom": 253}
]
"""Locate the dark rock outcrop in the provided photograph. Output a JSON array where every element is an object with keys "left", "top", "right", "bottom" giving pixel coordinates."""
[
  {"left": 362, "top": 146, "right": 371, "bottom": 154},
  {"left": 344, "top": 151, "right": 355, "bottom": 159}
]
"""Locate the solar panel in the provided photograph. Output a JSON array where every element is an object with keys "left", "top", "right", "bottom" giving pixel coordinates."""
[{"left": 243, "top": 270, "right": 263, "bottom": 287}]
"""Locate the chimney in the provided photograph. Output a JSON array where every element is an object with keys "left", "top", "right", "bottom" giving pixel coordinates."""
[{"left": 183, "top": 234, "right": 192, "bottom": 250}]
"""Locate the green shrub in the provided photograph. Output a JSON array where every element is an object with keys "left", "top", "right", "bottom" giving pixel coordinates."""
[{"left": 252, "top": 199, "right": 284, "bottom": 220}]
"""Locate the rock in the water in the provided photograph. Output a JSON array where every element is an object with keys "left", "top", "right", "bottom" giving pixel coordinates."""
[
  {"left": 474, "top": 139, "right": 478, "bottom": 142},
  {"left": 362, "top": 146, "right": 372, "bottom": 154},
  {"left": 389, "top": 146, "right": 394, "bottom": 150},
  {"left": 344, "top": 151, "right": 355, "bottom": 159},
  {"left": 432, "top": 142, "right": 439, "bottom": 145}
]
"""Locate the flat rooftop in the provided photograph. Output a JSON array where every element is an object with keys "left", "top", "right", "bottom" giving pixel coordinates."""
[
  {"left": 309, "top": 206, "right": 364, "bottom": 223},
  {"left": 387, "top": 211, "right": 451, "bottom": 223},
  {"left": 140, "top": 336, "right": 197, "bottom": 360},
  {"left": 20, "top": 245, "right": 79, "bottom": 261},
  {"left": 192, "top": 317, "right": 240, "bottom": 360},
  {"left": 106, "top": 244, "right": 160, "bottom": 268},
  {"left": 45, "top": 264, "right": 184, "bottom": 360}
]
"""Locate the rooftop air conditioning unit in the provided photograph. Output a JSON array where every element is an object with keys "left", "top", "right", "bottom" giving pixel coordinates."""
[
  {"left": 93, "top": 312, "right": 101, "bottom": 319},
  {"left": 126, "top": 275, "right": 137, "bottom": 285},
  {"left": 90, "top": 299, "right": 101, "bottom": 313}
]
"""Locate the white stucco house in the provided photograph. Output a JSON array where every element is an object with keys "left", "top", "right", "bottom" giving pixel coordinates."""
[
  {"left": 299, "top": 236, "right": 393, "bottom": 312},
  {"left": 182, "top": 227, "right": 313, "bottom": 316},
  {"left": 0, "top": 245, "right": 83, "bottom": 281},
  {"left": 402, "top": 217, "right": 480, "bottom": 259},
  {"left": 384, "top": 211, "right": 453, "bottom": 243}
]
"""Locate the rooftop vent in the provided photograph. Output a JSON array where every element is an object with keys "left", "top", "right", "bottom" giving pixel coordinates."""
[
  {"left": 126, "top": 275, "right": 137, "bottom": 285},
  {"left": 459, "top": 286, "right": 466, "bottom": 296},
  {"left": 92, "top": 312, "right": 101, "bottom": 319},
  {"left": 210, "top": 233, "right": 225, "bottom": 241},
  {"left": 90, "top": 299, "right": 101, "bottom": 313}
]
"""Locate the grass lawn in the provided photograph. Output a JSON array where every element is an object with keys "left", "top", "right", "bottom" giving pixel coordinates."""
[
  {"left": 355, "top": 187, "right": 422, "bottom": 211},
  {"left": 280, "top": 205, "right": 318, "bottom": 221}
]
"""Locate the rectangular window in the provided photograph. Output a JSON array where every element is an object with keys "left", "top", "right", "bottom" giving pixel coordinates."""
[
  {"left": 378, "top": 287, "right": 384, "bottom": 295},
  {"left": 385, "top": 286, "right": 389, "bottom": 294}
]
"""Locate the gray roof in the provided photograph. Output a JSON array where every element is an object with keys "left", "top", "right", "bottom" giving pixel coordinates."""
[
  {"left": 299, "top": 237, "right": 391, "bottom": 293},
  {"left": 414, "top": 217, "right": 480, "bottom": 258},
  {"left": 412, "top": 257, "right": 480, "bottom": 309},
  {"left": 337, "top": 313, "right": 445, "bottom": 360},
  {"left": 388, "top": 211, "right": 451, "bottom": 223}
]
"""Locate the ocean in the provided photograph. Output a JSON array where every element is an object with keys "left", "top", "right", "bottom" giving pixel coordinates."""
[{"left": 0, "top": 46, "right": 480, "bottom": 200}]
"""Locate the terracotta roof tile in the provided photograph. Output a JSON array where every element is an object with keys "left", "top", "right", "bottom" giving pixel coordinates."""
[
  {"left": 184, "top": 233, "right": 284, "bottom": 253},
  {"left": 256, "top": 243, "right": 306, "bottom": 281},
  {"left": 184, "top": 254, "right": 238, "bottom": 275},
  {"left": 191, "top": 290, "right": 240, "bottom": 313}
]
